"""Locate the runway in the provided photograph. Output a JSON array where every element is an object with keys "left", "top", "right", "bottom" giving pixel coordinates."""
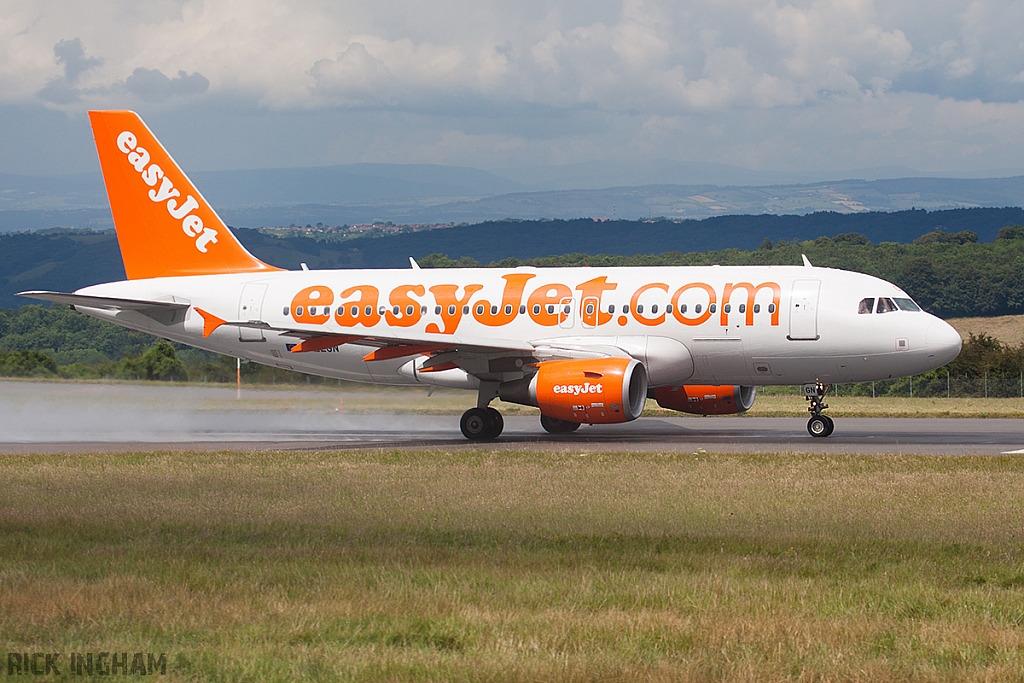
[{"left": 2, "top": 380, "right": 1023, "bottom": 455}]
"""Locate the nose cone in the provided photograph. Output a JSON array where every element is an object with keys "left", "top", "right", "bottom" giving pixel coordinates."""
[{"left": 927, "top": 319, "right": 962, "bottom": 366}]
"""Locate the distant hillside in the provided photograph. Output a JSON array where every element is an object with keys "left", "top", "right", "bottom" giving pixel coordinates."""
[
  {"left": 2, "top": 208, "right": 1024, "bottom": 317},
  {"left": 2, "top": 173, "right": 1023, "bottom": 229},
  {"left": 332, "top": 208, "right": 1024, "bottom": 268}
]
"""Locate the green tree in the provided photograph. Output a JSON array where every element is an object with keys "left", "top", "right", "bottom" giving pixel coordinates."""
[
  {"left": 0, "top": 350, "right": 59, "bottom": 377},
  {"left": 121, "top": 341, "right": 188, "bottom": 381}
]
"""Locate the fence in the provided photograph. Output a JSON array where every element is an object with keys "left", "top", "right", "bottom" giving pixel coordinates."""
[{"left": 806, "top": 371, "right": 1024, "bottom": 399}]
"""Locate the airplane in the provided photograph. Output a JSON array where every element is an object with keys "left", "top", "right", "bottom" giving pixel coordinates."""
[{"left": 19, "top": 111, "right": 962, "bottom": 440}]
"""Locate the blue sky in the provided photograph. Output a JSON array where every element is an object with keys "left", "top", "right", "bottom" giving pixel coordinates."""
[{"left": 3, "top": 0, "right": 1024, "bottom": 180}]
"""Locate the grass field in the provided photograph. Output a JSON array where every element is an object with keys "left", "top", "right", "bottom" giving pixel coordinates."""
[
  {"left": 3, "top": 448, "right": 1024, "bottom": 681},
  {"left": 947, "top": 314, "right": 1024, "bottom": 347}
]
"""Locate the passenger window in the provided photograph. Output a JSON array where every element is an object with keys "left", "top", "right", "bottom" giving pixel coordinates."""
[
  {"left": 420, "top": 306, "right": 427, "bottom": 315},
  {"left": 666, "top": 304, "right": 673, "bottom": 314},
  {"left": 623, "top": 305, "right": 630, "bottom": 314},
  {"left": 491, "top": 305, "right": 498, "bottom": 315},
  {"left": 723, "top": 304, "right": 731, "bottom": 313},
  {"left": 651, "top": 304, "right": 659, "bottom": 314},
  {"left": 296, "top": 306, "right": 304, "bottom": 316},
  {"left": 308, "top": 306, "right": 316, "bottom": 316},
  {"left": 379, "top": 306, "right": 386, "bottom": 315},
  {"left": 768, "top": 303, "right": 776, "bottom": 314},
  {"left": 858, "top": 298, "right": 874, "bottom": 314},
  {"left": 893, "top": 297, "right": 921, "bottom": 312},
  {"left": 449, "top": 305, "right": 456, "bottom": 316},
  {"left": 636, "top": 304, "right": 644, "bottom": 314},
  {"left": 283, "top": 306, "right": 289, "bottom": 316},
  {"left": 351, "top": 305, "right": 359, "bottom": 316},
  {"left": 365, "top": 306, "right": 373, "bottom": 316},
  {"left": 877, "top": 297, "right": 897, "bottom": 314},
  {"left": 519, "top": 305, "right": 526, "bottom": 314},
  {"left": 463, "top": 305, "right": 469, "bottom": 315},
  {"left": 709, "top": 303, "right": 717, "bottom": 313},
  {"left": 608, "top": 304, "right": 616, "bottom": 314},
  {"left": 563, "top": 304, "right": 571, "bottom": 314},
  {"left": 753, "top": 304, "right": 760, "bottom": 313},
  {"left": 533, "top": 304, "right": 541, "bottom": 315},
  {"left": 586, "top": 303, "right": 595, "bottom": 315},
  {"left": 393, "top": 306, "right": 400, "bottom": 315},
  {"left": 738, "top": 304, "right": 745, "bottom": 313},
  {"left": 476, "top": 305, "right": 485, "bottom": 315},
  {"left": 505, "top": 304, "right": 513, "bottom": 315},
  {"left": 435, "top": 306, "right": 441, "bottom": 315},
  {"left": 547, "top": 304, "right": 555, "bottom": 314},
  {"left": 694, "top": 304, "right": 701, "bottom": 314}
]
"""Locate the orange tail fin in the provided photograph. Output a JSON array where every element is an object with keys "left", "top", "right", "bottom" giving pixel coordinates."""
[{"left": 89, "top": 110, "right": 281, "bottom": 280}]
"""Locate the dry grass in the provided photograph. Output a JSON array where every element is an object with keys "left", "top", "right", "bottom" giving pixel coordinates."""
[
  {"left": 2, "top": 448, "right": 1024, "bottom": 681},
  {"left": 739, "top": 394, "right": 1024, "bottom": 418},
  {"left": 947, "top": 314, "right": 1024, "bottom": 347}
]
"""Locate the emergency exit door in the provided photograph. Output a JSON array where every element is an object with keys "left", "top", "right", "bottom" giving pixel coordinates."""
[{"left": 238, "top": 283, "right": 268, "bottom": 342}]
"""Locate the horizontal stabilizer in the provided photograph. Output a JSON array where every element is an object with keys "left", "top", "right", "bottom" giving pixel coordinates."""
[{"left": 17, "top": 290, "right": 190, "bottom": 325}]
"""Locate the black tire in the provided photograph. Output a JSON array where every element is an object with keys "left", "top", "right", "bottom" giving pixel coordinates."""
[
  {"left": 807, "top": 415, "right": 830, "bottom": 438},
  {"left": 822, "top": 415, "right": 835, "bottom": 437},
  {"left": 484, "top": 407, "right": 504, "bottom": 439},
  {"left": 540, "top": 414, "right": 581, "bottom": 434},
  {"left": 461, "top": 407, "right": 494, "bottom": 441}
]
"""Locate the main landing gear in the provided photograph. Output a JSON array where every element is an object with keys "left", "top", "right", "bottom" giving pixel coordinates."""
[
  {"left": 805, "top": 381, "right": 834, "bottom": 438},
  {"left": 460, "top": 407, "right": 504, "bottom": 441},
  {"left": 540, "top": 414, "right": 581, "bottom": 434}
]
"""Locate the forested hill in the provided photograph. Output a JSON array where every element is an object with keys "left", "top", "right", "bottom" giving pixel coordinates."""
[{"left": 2, "top": 207, "right": 1024, "bottom": 317}]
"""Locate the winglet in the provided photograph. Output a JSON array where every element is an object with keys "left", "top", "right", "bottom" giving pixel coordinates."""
[
  {"left": 88, "top": 110, "right": 282, "bottom": 280},
  {"left": 194, "top": 307, "right": 227, "bottom": 338}
]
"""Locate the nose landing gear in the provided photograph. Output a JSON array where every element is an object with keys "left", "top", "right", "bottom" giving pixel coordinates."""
[{"left": 805, "top": 382, "right": 834, "bottom": 437}]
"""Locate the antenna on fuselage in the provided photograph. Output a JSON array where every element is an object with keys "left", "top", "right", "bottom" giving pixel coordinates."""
[
  {"left": 409, "top": 257, "right": 421, "bottom": 270},
  {"left": 801, "top": 254, "right": 813, "bottom": 267}
]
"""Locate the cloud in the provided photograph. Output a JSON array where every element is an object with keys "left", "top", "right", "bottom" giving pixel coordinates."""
[
  {"left": 4, "top": 1, "right": 1024, "bottom": 178},
  {"left": 309, "top": 43, "right": 395, "bottom": 105},
  {"left": 123, "top": 68, "right": 209, "bottom": 102},
  {"left": 36, "top": 37, "right": 102, "bottom": 104}
]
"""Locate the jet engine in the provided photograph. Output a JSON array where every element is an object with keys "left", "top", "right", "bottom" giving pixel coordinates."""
[
  {"left": 500, "top": 357, "right": 648, "bottom": 424},
  {"left": 652, "top": 384, "right": 757, "bottom": 415}
]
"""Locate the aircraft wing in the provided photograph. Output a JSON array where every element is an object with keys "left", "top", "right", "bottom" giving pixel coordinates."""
[{"left": 19, "top": 290, "right": 625, "bottom": 379}]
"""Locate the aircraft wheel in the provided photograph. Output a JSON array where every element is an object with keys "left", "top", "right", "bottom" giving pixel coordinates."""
[
  {"left": 461, "top": 407, "right": 496, "bottom": 441},
  {"left": 822, "top": 415, "right": 835, "bottom": 437},
  {"left": 485, "top": 407, "right": 504, "bottom": 439},
  {"left": 540, "top": 414, "right": 581, "bottom": 434},
  {"left": 807, "top": 415, "right": 832, "bottom": 438}
]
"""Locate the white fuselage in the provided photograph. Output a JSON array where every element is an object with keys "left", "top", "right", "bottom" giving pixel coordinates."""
[{"left": 73, "top": 264, "right": 962, "bottom": 389}]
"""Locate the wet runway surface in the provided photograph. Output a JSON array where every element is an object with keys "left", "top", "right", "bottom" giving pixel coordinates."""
[{"left": 2, "top": 381, "right": 1023, "bottom": 455}]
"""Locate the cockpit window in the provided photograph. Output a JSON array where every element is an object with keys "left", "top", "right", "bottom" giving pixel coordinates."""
[
  {"left": 893, "top": 297, "right": 921, "bottom": 312},
  {"left": 876, "top": 297, "right": 897, "bottom": 314},
  {"left": 858, "top": 298, "right": 875, "bottom": 314}
]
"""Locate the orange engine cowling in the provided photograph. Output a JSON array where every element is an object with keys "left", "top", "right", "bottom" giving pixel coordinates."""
[
  {"left": 500, "top": 358, "right": 648, "bottom": 424},
  {"left": 652, "top": 385, "right": 757, "bottom": 415}
]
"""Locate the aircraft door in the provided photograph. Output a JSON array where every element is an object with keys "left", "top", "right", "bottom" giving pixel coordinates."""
[
  {"left": 788, "top": 279, "right": 821, "bottom": 341},
  {"left": 558, "top": 297, "right": 576, "bottom": 329},
  {"left": 238, "top": 283, "right": 268, "bottom": 342},
  {"left": 581, "top": 297, "right": 599, "bottom": 328}
]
